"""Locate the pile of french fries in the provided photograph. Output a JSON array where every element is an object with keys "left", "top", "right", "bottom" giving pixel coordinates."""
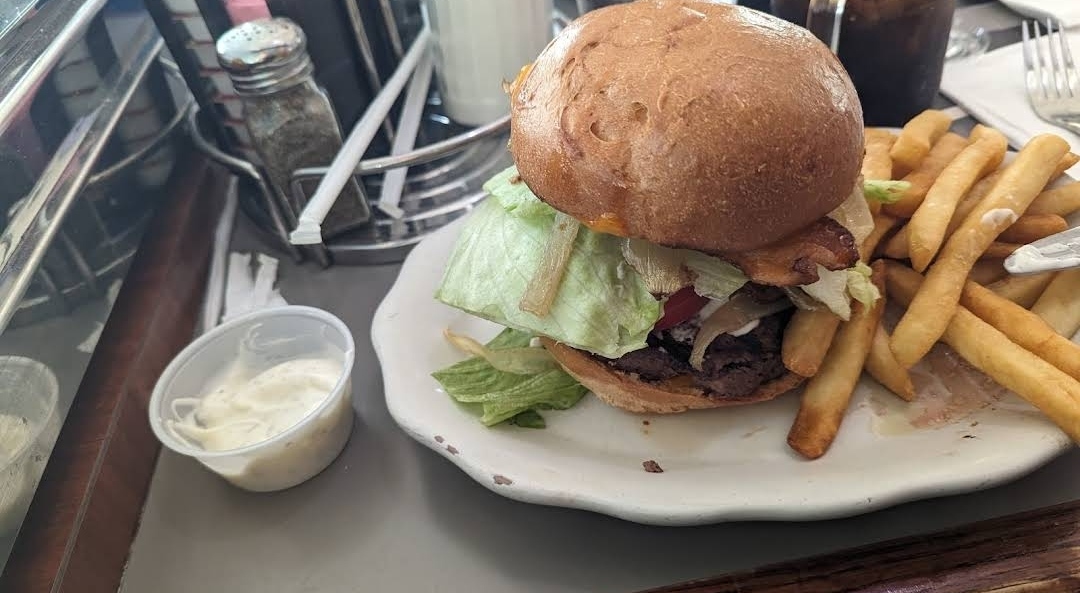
[{"left": 783, "top": 109, "right": 1080, "bottom": 460}]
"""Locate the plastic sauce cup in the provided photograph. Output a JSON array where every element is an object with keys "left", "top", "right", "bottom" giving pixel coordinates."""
[
  {"left": 0, "top": 356, "right": 59, "bottom": 533},
  {"left": 149, "top": 306, "right": 355, "bottom": 492}
]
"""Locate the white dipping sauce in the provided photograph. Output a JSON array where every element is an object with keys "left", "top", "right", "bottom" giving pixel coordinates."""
[
  {"left": 171, "top": 358, "right": 343, "bottom": 452},
  {"left": 981, "top": 208, "right": 1018, "bottom": 227},
  {"left": 165, "top": 352, "right": 354, "bottom": 492}
]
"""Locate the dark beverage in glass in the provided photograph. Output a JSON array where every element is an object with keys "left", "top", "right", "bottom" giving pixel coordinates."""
[{"left": 771, "top": 0, "right": 956, "bottom": 127}]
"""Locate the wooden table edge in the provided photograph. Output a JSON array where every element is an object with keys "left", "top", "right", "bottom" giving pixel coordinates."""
[
  {"left": 638, "top": 498, "right": 1080, "bottom": 593},
  {"left": 0, "top": 151, "right": 226, "bottom": 593}
]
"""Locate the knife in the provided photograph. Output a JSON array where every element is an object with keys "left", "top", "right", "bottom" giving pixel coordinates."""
[{"left": 1003, "top": 226, "right": 1080, "bottom": 275}]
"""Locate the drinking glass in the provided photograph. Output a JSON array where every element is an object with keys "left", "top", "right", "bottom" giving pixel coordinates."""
[{"left": 772, "top": 0, "right": 957, "bottom": 127}]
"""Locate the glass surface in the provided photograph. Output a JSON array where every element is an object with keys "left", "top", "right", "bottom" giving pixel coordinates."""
[
  {"left": 946, "top": 14, "right": 990, "bottom": 60},
  {"left": 772, "top": 0, "right": 957, "bottom": 127},
  {"left": 0, "top": 291, "right": 118, "bottom": 565},
  {"left": 0, "top": 0, "right": 36, "bottom": 48},
  {"left": 0, "top": 4, "right": 179, "bottom": 571}
]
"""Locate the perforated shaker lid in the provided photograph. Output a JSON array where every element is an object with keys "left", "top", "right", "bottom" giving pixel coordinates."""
[{"left": 216, "top": 18, "right": 313, "bottom": 94}]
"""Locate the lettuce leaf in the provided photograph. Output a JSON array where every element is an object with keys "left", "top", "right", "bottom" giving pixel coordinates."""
[
  {"left": 510, "top": 409, "right": 546, "bottom": 429},
  {"left": 799, "top": 262, "right": 881, "bottom": 321},
  {"left": 846, "top": 262, "right": 880, "bottom": 307},
  {"left": 864, "top": 180, "right": 910, "bottom": 204},
  {"left": 621, "top": 238, "right": 748, "bottom": 302},
  {"left": 432, "top": 328, "right": 588, "bottom": 427},
  {"left": 435, "top": 167, "right": 661, "bottom": 359},
  {"left": 683, "top": 252, "right": 749, "bottom": 302},
  {"left": 486, "top": 166, "right": 552, "bottom": 218},
  {"left": 801, "top": 265, "right": 853, "bottom": 320}
]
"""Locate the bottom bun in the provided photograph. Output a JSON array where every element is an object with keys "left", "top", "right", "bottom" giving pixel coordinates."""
[{"left": 540, "top": 338, "right": 804, "bottom": 415}]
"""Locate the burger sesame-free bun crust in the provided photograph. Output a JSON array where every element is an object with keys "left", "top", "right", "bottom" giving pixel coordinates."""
[
  {"left": 540, "top": 338, "right": 804, "bottom": 414},
  {"left": 510, "top": 0, "right": 864, "bottom": 253}
]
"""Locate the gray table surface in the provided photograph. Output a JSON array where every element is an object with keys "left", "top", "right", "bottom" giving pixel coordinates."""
[{"left": 120, "top": 3, "right": 1077, "bottom": 592}]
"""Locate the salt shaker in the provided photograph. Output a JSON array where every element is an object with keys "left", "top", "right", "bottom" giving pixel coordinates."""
[{"left": 217, "top": 18, "right": 371, "bottom": 239}]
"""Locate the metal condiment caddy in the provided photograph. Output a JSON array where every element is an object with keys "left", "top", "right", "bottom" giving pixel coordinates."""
[{"left": 187, "top": 6, "right": 515, "bottom": 267}]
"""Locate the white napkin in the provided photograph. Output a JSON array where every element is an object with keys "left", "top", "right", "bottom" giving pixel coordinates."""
[
  {"left": 997, "top": 0, "right": 1080, "bottom": 28},
  {"left": 940, "top": 32, "right": 1080, "bottom": 176},
  {"left": 201, "top": 175, "right": 289, "bottom": 330},
  {"left": 220, "top": 252, "right": 288, "bottom": 324}
]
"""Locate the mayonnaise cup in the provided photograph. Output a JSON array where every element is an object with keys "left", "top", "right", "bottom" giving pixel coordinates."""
[{"left": 149, "top": 306, "right": 355, "bottom": 492}]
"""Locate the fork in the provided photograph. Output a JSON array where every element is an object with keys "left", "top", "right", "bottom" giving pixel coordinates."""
[{"left": 1021, "top": 18, "right": 1080, "bottom": 135}]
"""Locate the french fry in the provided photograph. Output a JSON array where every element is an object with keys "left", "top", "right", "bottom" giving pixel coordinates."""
[
  {"left": 882, "top": 172, "right": 995, "bottom": 259},
  {"left": 908, "top": 125, "right": 1008, "bottom": 272},
  {"left": 987, "top": 272, "right": 1058, "bottom": 308},
  {"left": 997, "top": 213, "right": 1069, "bottom": 244},
  {"left": 980, "top": 242, "right": 1025, "bottom": 260},
  {"left": 889, "top": 109, "right": 953, "bottom": 176},
  {"left": 958, "top": 276, "right": 1080, "bottom": 382},
  {"left": 782, "top": 309, "right": 842, "bottom": 378},
  {"left": 942, "top": 151, "right": 1072, "bottom": 238},
  {"left": 889, "top": 134, "right": 1070, "bottom": 368},
  {"left": 968, "top": 259, "right": 1007, "bottom": 285},
  {"left": 866, "top": 323, "right": 916, "bottom": 401},
  {"left": 1031, "top": 269, "right": 1080, "bottom": 338},
  {"left": 884, "top": 132, "right": 968, "bottom": 218},
  {"left": 788, "top": 262, "right": 886, "bottom": 459},
  {"left": 885, "top": 216, "right": 1063, "bottom": 260},
  {"left": 881, "top": 224, "right": 911, "bottom": 259},
  {"left": 863, "top": 129, "right": 897, "bottom": 181},
  {"left": 1055, "top": 152, "right": 1080, "bottom": 179},
  {"left": 886, "top": 262, "right": 1080, "bottom": 444},
  {"left": 1028, "top": 182, "right": 1080, "bottom": 216},
  {"left": 861, "top": 214, "right": 899, "bottom": 261},
  {"left": 863, "top": 129, "right": 898, "bottom": 215},
  {"left": 931, "top": 168, "right": 1004, "bottom": 246},
  {"left": 962, "top": 169, "right": 1005, "bottom": 208}
]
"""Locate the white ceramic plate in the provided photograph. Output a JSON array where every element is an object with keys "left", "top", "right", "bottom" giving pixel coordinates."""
[{"left": 372, "top": 155, "right": 1076, "bottom": 526}]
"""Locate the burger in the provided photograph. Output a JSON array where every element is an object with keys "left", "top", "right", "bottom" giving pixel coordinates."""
[{"left": 433, "top": 0, "right": 880, "bottom": 418}]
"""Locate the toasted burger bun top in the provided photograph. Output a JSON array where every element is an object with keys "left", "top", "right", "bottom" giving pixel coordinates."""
[
  {"left": 509, "top": 0, "right": 864, "bottom": 253},
  {"left": 540, "top": 338, "right": 805, "bottom": 414}
]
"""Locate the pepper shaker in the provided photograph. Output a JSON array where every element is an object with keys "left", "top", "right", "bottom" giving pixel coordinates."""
[{"left": 217, "top": 18, "right": 371, "bottom": 239}]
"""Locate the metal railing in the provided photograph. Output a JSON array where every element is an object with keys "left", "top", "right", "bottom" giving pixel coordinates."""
[
  {"left": 0, "top": 16, "right": 166, "bottom": 332},
  {"left": 0, "top": 0, "right": 109, "bottom": 138}
]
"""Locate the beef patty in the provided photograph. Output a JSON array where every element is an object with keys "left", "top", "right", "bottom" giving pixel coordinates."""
[{"left": 597, "top": 285, "right": 793, "bottom": 399}]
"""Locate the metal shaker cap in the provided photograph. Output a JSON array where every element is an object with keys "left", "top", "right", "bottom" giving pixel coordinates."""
[{"left": 216, "top": 17, "right": 313, "bottom": 94}]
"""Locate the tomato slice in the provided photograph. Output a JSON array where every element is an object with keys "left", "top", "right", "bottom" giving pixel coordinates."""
[{"left": 653, "top": 286, "right": 709, "bottom": 331}]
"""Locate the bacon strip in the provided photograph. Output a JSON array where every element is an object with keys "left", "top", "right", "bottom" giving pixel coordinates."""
[{"left": 719, "top": 217, "right": 859, "bottom": 286}]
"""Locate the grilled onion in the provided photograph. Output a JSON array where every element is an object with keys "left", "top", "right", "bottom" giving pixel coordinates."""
[
  {"left": 621, "top": 238, "right": 692, "bottom": 295},
  {"left": 444, "top": 329, "right": 557, "bottom": 374},
  {"left": 689, "top": 294, "right": 793, "bottom": 370},
  {"left": 827, "top": 179, "right": 874, "bottom": 247},
  {"left": 519, "top": 212, "right": 580, "bottom": 317}
]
